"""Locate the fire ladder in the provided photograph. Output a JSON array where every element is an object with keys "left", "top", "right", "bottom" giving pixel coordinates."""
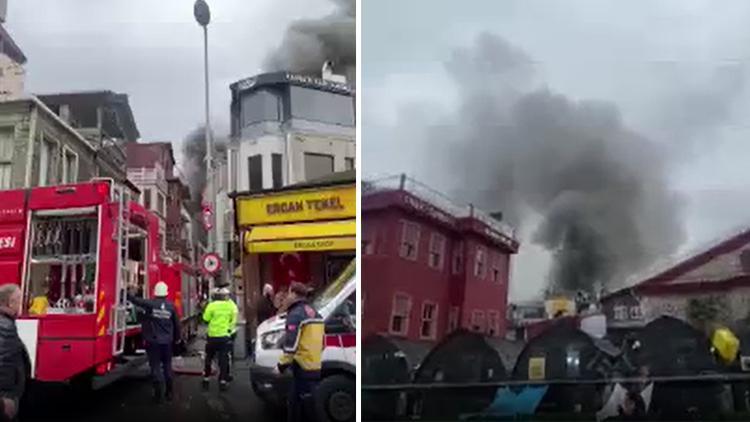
[{"left": 111, "top": 184, "right": 130, "bottom": 356}]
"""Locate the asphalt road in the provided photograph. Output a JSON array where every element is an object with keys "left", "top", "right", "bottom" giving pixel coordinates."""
[{"left": 18, "top": 360, "right": 282, "bottom": 422}]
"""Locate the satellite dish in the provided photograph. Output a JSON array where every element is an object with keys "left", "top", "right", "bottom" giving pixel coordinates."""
[{"left": 193, "top": 0, "right": 211, "bottom": 27}]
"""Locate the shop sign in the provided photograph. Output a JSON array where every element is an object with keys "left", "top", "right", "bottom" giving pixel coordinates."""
[
  {"left": 237, "top": 185, "right": 355, "bottom": 225},
  {"left": 248, "top": 237, "right": 356, "bottom": 253}
]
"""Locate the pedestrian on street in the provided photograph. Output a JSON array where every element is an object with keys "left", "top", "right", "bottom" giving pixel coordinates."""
[
  {"left": 257, "top": 283, "right": 277, "bottom": 324},
  {"left": 0, "top": 284, "right": 29, "bottom": 422},
  {"left": 278, "top": 282, "right": 324, "bottom": 422},
  {"left": 127, "top": 281, "right": 181, "bottom": 403},
  {"left": 202, "top": 287, "right": 238, "bottom": 392}
]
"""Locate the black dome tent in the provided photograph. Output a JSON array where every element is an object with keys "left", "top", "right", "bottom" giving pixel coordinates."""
[
  {"left": 625, "top": 315, "right": 724, "bottom": 420},
  {"left": 511, "top": 320, "right": 615, "bottom": 413},
  {"left": 411, "top": 330, "right": 514, "bottom": 420},
  {"left": 362, "top": 334, "right": 430, "bottom": 421}
]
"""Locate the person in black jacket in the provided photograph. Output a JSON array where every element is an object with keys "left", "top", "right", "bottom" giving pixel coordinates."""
[
  {"left": 128, "top": 281, "right": 181, "bottom": 403},
  {"left": 0, "top": 284, "right": 28, "bottom": 422}
]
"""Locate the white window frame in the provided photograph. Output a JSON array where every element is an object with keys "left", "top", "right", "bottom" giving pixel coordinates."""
[
  {"left": 613, "top": 305, "right": 627, "bottom": 321},
  {"left": 491, "top": 253, "right": 503, "bottom": 283},
  {"left": 143, "top": 188, "right": 152, "bottom": 209},
  {"left": 474, "top": 246, "right": 487, "bottom": 279},
  {"left": 419, "top": 301, "right": 438, "bottom": 340},
  {"left": 452, "top": 243, "right": 464, "bottom": 275},
  {"left": 629, "top": 305, "right": 642, "bottom": 320},
  {"left": 399, "top": 220, "right": 420, "bottom": 261},
  {"left": 0, "top": 125, "right": 14, "bottom": 189},
  {"left": 470, "top": 310, "right": 486, "bottom": 333},
  {"left": 61, "top": 147, "right": 79, "bottom": 184},
  {"left": 39, "top": 135, "right": 56, "bottom": 187},
  {"left": 428, "top": 232, "right": 446, "bottom": 270},
  {"left": 389, "top": 293, "right": 412, "bottom": 336},
  {"left": 487, "top": 310, "right": 501, "bottom": 337},
  {"left": 448, "top": 306, "right": 460, "bottom": 332}
]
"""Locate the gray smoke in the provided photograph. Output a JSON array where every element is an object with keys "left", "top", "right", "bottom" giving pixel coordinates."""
[
  {"left": 433, "top": 33, "right": 687, "bottom": 293},
  {"left": 264, "top": 0, "right": 356, "bottom": 84},
  {"left": 181, "top": 126, "right": 227, "bottom": 208}
]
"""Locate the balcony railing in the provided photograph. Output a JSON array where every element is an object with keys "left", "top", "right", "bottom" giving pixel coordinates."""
[{"left": 364, "top": 174, "right": 517, "bottom": 240}]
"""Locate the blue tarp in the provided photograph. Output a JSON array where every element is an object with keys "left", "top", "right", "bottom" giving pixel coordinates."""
[{"left": 467, "top": 386, "right": 549, "bottom": 418}]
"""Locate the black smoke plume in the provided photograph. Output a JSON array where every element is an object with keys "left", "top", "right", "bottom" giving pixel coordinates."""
[
  {"left": 432, "top": 33, "right": 686, "bottom": 293},
  {"left": 264, "top": 0, "right": 356, "bottom": 83},
  {"left": 181, "top": 126, "right": 227, "bottom": 208}
]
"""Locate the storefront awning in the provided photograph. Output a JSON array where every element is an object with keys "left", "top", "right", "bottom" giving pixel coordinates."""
[{"left": 245, "top": 220, "right": 356, "bottom": 253}]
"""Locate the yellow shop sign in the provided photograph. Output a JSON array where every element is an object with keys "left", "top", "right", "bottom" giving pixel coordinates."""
[{"left": 236, "top": 184, "right": 355, "bottom": 225}]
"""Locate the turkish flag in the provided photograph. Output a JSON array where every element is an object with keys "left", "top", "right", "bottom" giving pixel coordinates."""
[{"left": 270, "top": 252, "right": 309, "bottom": 291}]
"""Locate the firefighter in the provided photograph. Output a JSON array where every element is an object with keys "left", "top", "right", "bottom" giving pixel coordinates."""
[
  {"left": 277, "top": 282, "right": 324, "bottom": 422},
  {"left": 202, "top": 287, "right": 238, "bottom": 391},
  {"left": 127, "top": 281, "right": 181, "bottom": 403}
]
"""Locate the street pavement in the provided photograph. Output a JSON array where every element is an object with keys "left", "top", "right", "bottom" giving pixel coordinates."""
[{"left": 18, "top": 343, "right": 282, "bottom": 422}]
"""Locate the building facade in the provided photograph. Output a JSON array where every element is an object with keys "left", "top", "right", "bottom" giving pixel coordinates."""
[
  {"left": 601, "top": 228, "right": 750, "bottom": 334},
  {"left": 362, "top": 176, "right": 519, "bottom": 343},
  {"left": 227, "top": 70, "right": 355, "bottom": 193}
]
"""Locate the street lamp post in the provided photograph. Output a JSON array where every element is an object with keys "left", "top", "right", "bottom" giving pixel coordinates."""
[{"left": 194, "top": 0, "right": 215, "bottom": 258}]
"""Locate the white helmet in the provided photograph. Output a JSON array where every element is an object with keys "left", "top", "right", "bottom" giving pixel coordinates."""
[{"left": 154, "top": 282, "right": 169, "bottom": 297}]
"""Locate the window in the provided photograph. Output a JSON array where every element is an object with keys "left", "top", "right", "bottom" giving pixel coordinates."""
[
  {"left": 304, "top": 153, "right": 334, "bottom": 181},
  {"left": 157, "top": 192, "right": 166, "bottom": 215},
  {"left": 470, "top": 310, "right": 485, "bottom": 333},
  {"left": 143, "top": 188, "right": 152, "bottom": 210},
  {"left": 0, "top": 127, "right": 13, "bottom": 189},
  {"left": 491, "top": 254, "right": 504, "bottom": 283},
  {"left": 390, "top": 293, "right": 412, "bottom": 336},
  {"left": 289, "top": 86, "right": 355, "bottom": 126},
  {"left": 420, "top": 302, "right": 438, "bottom": 340},
  {"left": 240, "top": 89, "right": 281, "bottom": 127},
  {"left": 428, "top": 233, "right": 446, "bottom": 270},
  {"left": 487, "top": 310, "right": 501, "bottom": 337},
  {"left": 448, "top": 306, "right": 459, "bottom": 332},
  {"left": 271, "top": 153, "right": 283, "bottom": 188},
  {"left": 228, "top": 149, "right": 238, "bottom": 192},
  {"left": 363, "top": 229, "right": 376, "bottom": 255},
  {"left": 629, "top": 305, "right": 642, "bottom": 320},
  {"left": 248, "top": 154, "right": 263, "bottom": 191},
  {"left": 399, "top": 221, "right": 420, "bottom": 260},
  {"left": 613, "top": 305, "right": 627, "bottom": 321},
  {"left": 452, "top": 244, "right": 464, "bottom": 275},
  {"left": 39, "top": 137, "right": 53, "bottom": 187},
  {"left": 345, "top": 157, "right": 355, "bottom": 170},
  {"left": 474, "top": 246, "right": 487, "bottom": 279},
  {"left": 62, "top": 149, "right": 78, "bottom": 184}
]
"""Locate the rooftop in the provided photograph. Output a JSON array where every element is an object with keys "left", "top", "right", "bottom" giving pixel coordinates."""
[{"left": 230, "top": 71, "right": 353, "bottom": 97}]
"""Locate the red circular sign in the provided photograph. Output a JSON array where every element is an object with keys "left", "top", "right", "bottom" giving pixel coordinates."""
[{"left": 201, "top": 253, "right": 221, "bottom": 275}]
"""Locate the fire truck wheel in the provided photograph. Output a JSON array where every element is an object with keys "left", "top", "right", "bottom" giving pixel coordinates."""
[{"left": 315, "top": 374, "right": 355, "bottom": 422}]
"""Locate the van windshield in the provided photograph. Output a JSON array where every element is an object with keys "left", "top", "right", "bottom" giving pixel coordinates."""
[{"left": 311, "top": 259, "right": 355, "bottom": 313}]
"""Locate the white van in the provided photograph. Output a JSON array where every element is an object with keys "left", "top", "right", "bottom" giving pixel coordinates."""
[{"left": 251, "top": 261, "right": 356, "bottom": 422}]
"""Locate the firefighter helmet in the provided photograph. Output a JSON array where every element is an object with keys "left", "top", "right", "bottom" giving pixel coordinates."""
[{"left": 154, "top": 281, "right": 169, "bottom": 297}]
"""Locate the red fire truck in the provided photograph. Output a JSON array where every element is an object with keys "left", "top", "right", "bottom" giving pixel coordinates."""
[{"left": 0, "top": 178, "right": 188, "bottom": 388}]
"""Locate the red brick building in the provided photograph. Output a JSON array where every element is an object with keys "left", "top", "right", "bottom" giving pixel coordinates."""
[{"left": 362, "top": 176, "right": 519, "bottom": 343}]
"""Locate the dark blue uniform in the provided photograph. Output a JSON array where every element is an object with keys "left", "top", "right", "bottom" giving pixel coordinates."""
[{"left": 128, "top": 295, "right": 180, "bottom": 401}]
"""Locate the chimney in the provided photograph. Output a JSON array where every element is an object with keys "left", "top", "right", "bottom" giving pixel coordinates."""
[{"left": 321, "top": 60, "right": 347, "bottom": 84}]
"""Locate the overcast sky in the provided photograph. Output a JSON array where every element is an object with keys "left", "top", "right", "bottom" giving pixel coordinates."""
[
  {"left": 5, "top": 0, "right": 333, "bottom": 168},
  {"left": 363, "top": 0, "right": 750, "bottom": 300}
]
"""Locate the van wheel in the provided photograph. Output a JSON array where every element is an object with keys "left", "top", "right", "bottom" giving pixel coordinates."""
[{"left": 315, "top": 374, "right": 355, "bottom": 422}]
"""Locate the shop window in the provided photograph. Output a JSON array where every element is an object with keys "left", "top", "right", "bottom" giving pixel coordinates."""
[
  {"left": 399, "top": 221, "right": 420, "bottom": 261},
  {"left": 390, "top": 293, "right": 411, "bottom": 336},
  {"left": 487, "top": 310, "right": 501, "bottom": 337},
  {"left": 474, "top": 246, "right": 486, "bottom": 279},
  {"left": 470, "top": 310, "right": 485, "bottom": 333},
  {"left": 428, "top": 233, "right": 445, "bottom": 270},
  {"left": 448, "top": 306, "right": 459, "bottom": 332},
  {"left": 452, "top": 244, "right": 463, "bottom": 275},
  {"left": 420, "top": 302, "right": 438, "bottom": 340}
]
